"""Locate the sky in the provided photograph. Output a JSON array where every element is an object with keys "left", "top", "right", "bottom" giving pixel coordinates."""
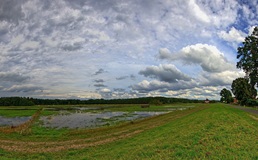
[{"left": 0, "top": 0, "right": 257, "bottom": 100}]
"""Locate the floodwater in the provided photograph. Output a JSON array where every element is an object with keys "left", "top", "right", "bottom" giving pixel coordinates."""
[
  {"left": 0, "top": 116, "right": 31, "bottom": 126},
  {"left": 40, "top": 111, "right": 168, "bottom": 129},
  {"left": 0, "top": 106, "right": 190, "bottom": 129}
]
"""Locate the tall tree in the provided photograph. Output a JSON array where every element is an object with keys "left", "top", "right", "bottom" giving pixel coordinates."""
[
  {"left": 236, "top": 26, "right": 258, "bottom": 98},
  {"left": 231, "top": 78, "right": 255, "bottom": 105},
  {"left": 220, "top": 88, "right": 233, "bottom": 103}
]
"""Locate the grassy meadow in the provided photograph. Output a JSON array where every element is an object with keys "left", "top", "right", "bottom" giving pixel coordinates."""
[{"left": 0, "top": 103, "right": 258, "bottom": 159}]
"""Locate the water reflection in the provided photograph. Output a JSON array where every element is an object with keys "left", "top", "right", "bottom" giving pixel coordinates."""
[
  {"left": 0, "top": 116, "right": 31, "bottom": 126},
  {"left": 40, "top": 111, "right": 168, "bottom": 129}
]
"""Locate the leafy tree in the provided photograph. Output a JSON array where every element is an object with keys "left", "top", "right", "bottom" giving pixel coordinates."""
[
  {"left": 231, "top": 78, "right": 255, "bottom": 105},
  {"left": 236, "top": 26, "right": 258, "bottom": 98},
  {"left": 220, "top": 88, "right": 233, "bottom": 103}
]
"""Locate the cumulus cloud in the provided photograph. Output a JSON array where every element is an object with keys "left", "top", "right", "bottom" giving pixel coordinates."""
[
  {"left": 99, "top": 88, "right": 112, "bottom": 99},
  {"left": 60, "top": 37, "right": 85, "bottom": 51},
  {"left": 158, "top": 48, "right": 171, "bottom": 60},
  {"left": 199, "top": 70, "right": 245, "bottom": 86},
  {"left": 158, "top": 44, "right": 235, "bottom": 73},
  {"left": 167, "top": 86, "right": 223, "bottom": 100},
  {"left": 188, "top": 0, "right": 210, "bottom": 23},
  {"left": 131, "top": 79, "right": 197, "bottom": 93},
  {"left": 131, "top": 80, "right": 170, "bottom": 93},
  {"left": 139, "top": 64, "right": 191, "bottom": 83},
  {"left": 218, "top": 27, "right": 246, "bottom": 43},
  {"left": 132, "top": 42, "right": 244, "bottom": 97}
]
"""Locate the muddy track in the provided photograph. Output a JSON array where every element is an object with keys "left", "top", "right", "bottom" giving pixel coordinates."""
[{"left": 0, "top": 105, "right": 209, "bottom": 153}]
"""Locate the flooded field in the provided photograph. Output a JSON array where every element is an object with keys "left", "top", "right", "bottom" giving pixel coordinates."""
[
  {"left": 0, "top": 116, "right": 31, "bottom": 126},
  {"left": 40, "top": 111, "right": 168, "bottom": 129},
  {"left": 0, "top": 105, "right": 191, "bottom": 129}
]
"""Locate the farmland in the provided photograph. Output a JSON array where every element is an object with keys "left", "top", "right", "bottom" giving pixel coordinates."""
[{"left": 0, "top": 103, "right": 258, "bottom": 159}]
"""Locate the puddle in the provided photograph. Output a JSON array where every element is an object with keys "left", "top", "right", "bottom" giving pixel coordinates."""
[
  {"left": 0, "top": 116, "right": 31, "bottom": 127},
  {"left": 40, "top": 111, "right": 168, "bottom": 129}
]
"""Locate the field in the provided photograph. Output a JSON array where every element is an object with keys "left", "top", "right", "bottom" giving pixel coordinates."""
[{"left": 0, "top": 103, "right": 258, "bottom": 159}]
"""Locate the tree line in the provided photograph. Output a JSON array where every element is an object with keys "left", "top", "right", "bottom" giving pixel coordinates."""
[
  {"left": 0, "top": 96, "right": 212, "bottom": 106},
  {"left": 220, "top": 26, "right": 258, "bottom": 107}
]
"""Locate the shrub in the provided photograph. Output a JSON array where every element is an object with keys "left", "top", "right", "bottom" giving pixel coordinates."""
[{"left": 246, "top": 99, "right": 258, "bottom": 107}]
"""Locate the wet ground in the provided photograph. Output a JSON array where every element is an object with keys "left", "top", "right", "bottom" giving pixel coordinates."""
[
  {"left": 40, "top": 111, "right": 168, "bottom": 129},
  {"left": 0, "top": 116, "right": 31, "bottom": 126},
  {"left": 0, "top": 106, "right": 189, "bottom": 129}
]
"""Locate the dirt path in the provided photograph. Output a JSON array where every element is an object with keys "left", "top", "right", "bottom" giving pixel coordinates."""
[{"left": 232, "top": 105, "right": 258, "bottom": 115}]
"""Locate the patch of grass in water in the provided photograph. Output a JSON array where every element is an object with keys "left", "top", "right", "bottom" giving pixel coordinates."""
[{"left": 0, "top": 109, "right": 36, "bottom": 117}]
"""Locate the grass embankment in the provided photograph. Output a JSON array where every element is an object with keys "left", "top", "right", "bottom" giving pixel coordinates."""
[{"left": 0, "top": 103, "right": 258, "bottom": 159}]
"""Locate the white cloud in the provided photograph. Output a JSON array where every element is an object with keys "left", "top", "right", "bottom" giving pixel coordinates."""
[
  {"left": 132, "top": 80, "right": 171, "bottom": 93},
  {"left": 10, "top": 35, "right": 25, "bottom": 46},
  {"left": 60, "top": 37, "right": 85, "bottom": 51},
  {"left": 131, "top": 80, "right": 222, "bottom": 100},
  {"left": 159, "top": 44, "right": 235, "bottom": 73},
  {"left": 218, "top": 27, "right": 246, "bottom": 43},
  {"left": 248, "top": 26, "right": 256, "bottom": 35},
  {"left": 195, "top": 0, "right": 239, "bottom": 28},
  {"left": 189, "top": 0, "right": 210, "bottom": 23},
  {"left": 131, "top": 79, "right": 198, "bottom": 93},
  {"left": 199, "top": 70, "right": 245, "bottom": 86},
  {"left": 20, "top": 41, "right": 40, "bottom": 51},
  {"left": 158, "top": 48, "right": 171, "bottom": 59},
  {"left": 139, "top": 64, "right": 191, "bottom": 83},
  {"left": 100, "top": 88, "right": 111, "bottom": 93}
]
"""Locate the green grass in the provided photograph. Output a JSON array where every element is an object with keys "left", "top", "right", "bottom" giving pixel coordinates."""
[
  {"left": 1, "top": 103, "right": 258, "bottom": 159},
  {"left": 0, "top": 109, "right": 37, "bottom": 117},
  {"left": 77, "top": 103, "right": 258, "bottom": 160},
  {"left": 107, "top": 103, "right": 195, "bottom": 112}
]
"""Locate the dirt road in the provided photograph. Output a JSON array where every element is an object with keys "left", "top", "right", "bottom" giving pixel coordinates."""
[{"left": 232, "top": 105, "right": 258, "bottom": 115}]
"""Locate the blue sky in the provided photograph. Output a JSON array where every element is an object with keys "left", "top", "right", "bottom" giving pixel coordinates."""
[{"left": 0, "top": 0, "right": 257, "bottom": 100}]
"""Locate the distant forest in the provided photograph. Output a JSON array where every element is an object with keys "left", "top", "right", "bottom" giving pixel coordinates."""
[{"left": 0, "top": 97, "right": 214, "bottom": 106}]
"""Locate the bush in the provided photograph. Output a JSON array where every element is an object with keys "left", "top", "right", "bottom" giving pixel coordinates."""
[{"left": 246, "top": 99, "right": 258, "bottom": 107}]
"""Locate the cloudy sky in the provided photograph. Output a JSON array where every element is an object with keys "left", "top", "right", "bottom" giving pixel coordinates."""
[{"left": 0, "top": 0, "right": 257, "bottom": 100}]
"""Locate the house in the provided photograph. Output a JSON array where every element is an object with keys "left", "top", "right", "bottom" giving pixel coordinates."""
[
  {"left": 204, "top": 98, "right": 210, "bottom": 103},
  {"left": 233, "top": 97, "right": 238, "bottom": 104}
]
